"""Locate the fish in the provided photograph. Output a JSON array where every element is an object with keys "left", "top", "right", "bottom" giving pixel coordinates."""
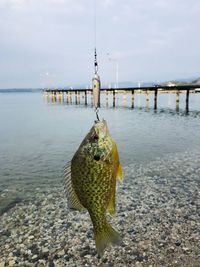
[{"left": 64, "top": 119, "right": 124, "bottom": 256}]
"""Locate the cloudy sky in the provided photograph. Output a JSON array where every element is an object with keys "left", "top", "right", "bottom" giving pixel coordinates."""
[{"left": 0, "top": 0, "right": 200, "bottom": 88}]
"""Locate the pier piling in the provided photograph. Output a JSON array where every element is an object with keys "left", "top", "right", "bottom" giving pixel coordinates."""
[
  {"left": 131, "top": 90, "right": 135, "bottom": 109},
  {"left": 106, "top": 91, "right": 109, "bottom": 107},
  {"left": 146, "top": 90, "right": 149, "bottom": 111},
  {"left": 66, "top": 92, "right": 69, "bottom": 104},
  {"left": 85, "top": 91, "right": 87, "bottom": 105},
  {"left": 123, "top": 91, "right": 127, "bottom": 107},
  {"left": 75, "top": 91, "right": 78, "bottom": 105},
  {"left": 176, "top": 91, "right": 180, "bottom": 112},
  {"left": 78, "top": 91, "right": 80, "bottom": 104},
  {"left": 154, "top": 89, "right": 158, "bottom": 110},
  {"left": 91, "top": 91, "right": 93, "bottom": 106},
  {"left": 113, "top": 90, "right": 116, "bottom": 107},
  {"left": 186, "top": 89, "right": 189, "bottom": 113}
]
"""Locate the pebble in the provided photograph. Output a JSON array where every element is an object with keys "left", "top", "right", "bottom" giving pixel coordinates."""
[
  {"left": 41, "top": 247, "right": 49, "bottom": 253},
  {"left": 57, "top": 249, "right": 65, "bottom": 256},
  {"left": 48, "top": 260, "right": 55, "bottom": 267},
  {"left": 8, "top": 260, "right": 15, "bottom": 267},
  {"left": 38, "top": 259, "right": 46, "bottom": 265}
]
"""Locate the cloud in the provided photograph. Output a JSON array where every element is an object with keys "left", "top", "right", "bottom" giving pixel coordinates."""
[{"left": 0, "top": 0, "right": 200, "bottom": 88}]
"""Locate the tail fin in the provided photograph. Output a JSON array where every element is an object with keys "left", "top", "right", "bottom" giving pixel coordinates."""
[{"left": 94, "top": 222, "right": 122, "bottom": 256}]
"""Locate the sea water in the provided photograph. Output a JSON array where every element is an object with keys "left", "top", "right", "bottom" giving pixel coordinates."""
[{"left": 0, "top": 91, "right": 200, "bottom": 213}]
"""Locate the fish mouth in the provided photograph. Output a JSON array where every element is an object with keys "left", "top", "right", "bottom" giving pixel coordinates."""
[{"left": 94, "top": 119, "right": 109, "bottom": 139}]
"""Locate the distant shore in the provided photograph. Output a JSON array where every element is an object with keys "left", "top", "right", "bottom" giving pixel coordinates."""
[{"left": 0, "top": 89, "right": 43, "bottom": 93}]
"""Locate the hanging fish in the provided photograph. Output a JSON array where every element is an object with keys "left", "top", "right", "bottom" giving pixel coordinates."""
[{"left": 64, "top": 119, "right": 124, "bottom": 256}]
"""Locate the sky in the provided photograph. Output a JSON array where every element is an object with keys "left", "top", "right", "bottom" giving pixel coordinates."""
[{"left": 0, "top": 0, "right": 200, "bottom": 88}]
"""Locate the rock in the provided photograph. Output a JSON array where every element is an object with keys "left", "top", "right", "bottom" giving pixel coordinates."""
[
  {"left": 57, "top": 249, "right": 65, "bottom": 256},
  {"left": 80, "top": 250, "right": 89, "bottom": 257},
  {"left": 175, "top": 240, "right": 181, "bottom": 246},
  {"left": 8, "top": 260, "right": 15, "bottom": 267},
  {"left": 182, "top": 247, "right": 190, "bottom": 253},
  {"left": 32, "top": 254, "right": 38, "bottom": 260},
  {"left": 47, "top": 260, "right": 55, "bottom": 267},
  {"left": 38, "top": 259, "right": 46, "bottom": 265},
  {"left": 1, "top": 230, "right": 11, "bottom": 237},
  {"left": 26, "top": 249, "right": 32, "bottom": 255},
  {"left": 0, "top": 262, "right": 5, "bottom": 267},
  {"left": 13, "top": 249, "right": 21, "bottom": 257},
  {"left": 41, "top": 247, "right": 49, "bottom": 254}
]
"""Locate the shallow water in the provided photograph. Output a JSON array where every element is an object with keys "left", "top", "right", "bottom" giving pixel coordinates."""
[{"left": 0, "top": 92, "right": 200, "bottom": 212}]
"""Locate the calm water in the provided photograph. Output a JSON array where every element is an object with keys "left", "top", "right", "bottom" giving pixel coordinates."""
[{"left": 0, "top": 91, "right": 200, "bottom": 212}]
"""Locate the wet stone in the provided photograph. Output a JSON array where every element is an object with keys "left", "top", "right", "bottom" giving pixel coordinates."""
[
  {"left": 8, "top": 260, "right": 15, "bottom": 267},
  {"left": 63, "top": 255, "right": 71, "bottom": 261},
  {"left": 31, "top": 255, "right": 38, "bottom": 261},
  {"left": 80, "top": 250, "right": 90, "bottom": 257},
  {"left": 13, "top": 249, "right": 21, "bottom": 257},
  {"left": 175, "top": 240, "right": 181, "bottom": 246},
  {"left": 47, "top": 260, "right": 55, "bottom": 267},
  {"left": 1, "top": 230, "right": 11, "bottom": 237},
  {"left": 57, "top": 249, "right": 65, "bottom": 256},
  {"left": 127, "top": 228, "right": 137, "bottom": 234}
]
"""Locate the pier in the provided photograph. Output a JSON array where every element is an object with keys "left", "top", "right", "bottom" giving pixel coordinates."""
[{"left": 44, "top": 85, "right": 200, "bottom": 113}]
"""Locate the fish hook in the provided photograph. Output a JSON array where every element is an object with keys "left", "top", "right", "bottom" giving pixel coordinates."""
[{"left": 95, "top": 107, "right": 100, "bottom": 121}]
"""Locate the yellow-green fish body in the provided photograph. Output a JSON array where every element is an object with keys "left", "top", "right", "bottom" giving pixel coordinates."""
[{"left": 64, "top": 120, "right": 124, "bottom": 255}]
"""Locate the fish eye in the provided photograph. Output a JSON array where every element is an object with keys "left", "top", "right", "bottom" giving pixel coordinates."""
[
  {"left": 92, "top": 134, "right": 99, "bottom": 141},
  {"left": 94, "top": 155, "right": 100, "bottom": 161}
]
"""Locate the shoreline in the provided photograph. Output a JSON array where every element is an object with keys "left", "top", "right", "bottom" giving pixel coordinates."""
[{"left": 0, "top": 150, "right": 200, "bottom": 266}]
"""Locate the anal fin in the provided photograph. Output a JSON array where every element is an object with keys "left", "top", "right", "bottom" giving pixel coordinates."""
[
  {"left": 107, "top": 193, "right": 116, "bottom": 215},
  {"left": 116, "top": 164, "right": 124, "bottom": 182},
  {"left": 107, "top": 178, "right": 116, "bottom": 216}
]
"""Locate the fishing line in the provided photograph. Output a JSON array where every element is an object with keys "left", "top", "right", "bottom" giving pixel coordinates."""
[
  {"left": 94, "top": 0, "right": 98, "bottom": 75},
  {"left": 92, "top": 0, "right": 101, "bottom": 121},
  {"left": 94, "top": 0, "right": 97, "bottom": 51}
]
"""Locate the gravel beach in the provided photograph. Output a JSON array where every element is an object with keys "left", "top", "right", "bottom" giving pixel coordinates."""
[{"left": 0, "top": 150, "right": 200, "bottom": 267}]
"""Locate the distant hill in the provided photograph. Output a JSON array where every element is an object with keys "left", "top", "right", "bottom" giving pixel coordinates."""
[
  {"left": 101, "top": 81, "right": 156, "bottom": 88},
  {"left": 161, "top": 77, "right": 200, "bottom": 86},
  {"left": 0, "top": 88, "right": 42, "bottom": 93},
  {"left": 1, "top": 77, "right": 200, "bottom": 92}
]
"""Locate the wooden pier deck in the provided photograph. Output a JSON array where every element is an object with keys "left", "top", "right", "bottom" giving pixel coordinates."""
[{"left": 44, "top": 85, "right": 200, "bottom": 112}]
